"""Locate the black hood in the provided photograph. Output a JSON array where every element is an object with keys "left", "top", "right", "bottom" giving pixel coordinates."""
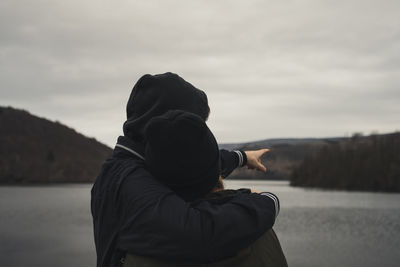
[{"left": 123, "top": 72, "right": 210, "bottom": 148}]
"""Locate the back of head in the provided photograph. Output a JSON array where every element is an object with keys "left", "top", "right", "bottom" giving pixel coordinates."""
[
  {"left": 123, "top": 72, "right": 210, "bottom": 144},
  {"left": 144, "top": 110, "right": 220, "bottom": 201}
]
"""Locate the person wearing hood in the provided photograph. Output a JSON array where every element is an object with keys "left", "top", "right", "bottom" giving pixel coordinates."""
[
  {"left": 91, "top": 72, "right": 279, "bottom": 267},
  {"left": 121, "top": 110, "right": 287, "bottom": 267}
]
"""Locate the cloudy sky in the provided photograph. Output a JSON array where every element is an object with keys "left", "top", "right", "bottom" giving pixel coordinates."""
[{"left": 1, "top": 0, "right": 399, "bottom": 147}]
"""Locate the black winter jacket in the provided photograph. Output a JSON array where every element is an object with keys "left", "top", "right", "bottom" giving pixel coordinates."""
[
  {"left": 122, "top": 190, "right": 286, "bottom": 267},
  {"left": 91, "top": 136, "right": 278, "bottom": 267}
]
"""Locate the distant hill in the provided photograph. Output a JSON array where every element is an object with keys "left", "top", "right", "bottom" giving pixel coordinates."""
[
  {"left": 0, "top": 106, "right": 112, "bottom": 183},
  {"left": 291, "top": 133, "right": 400, "bottom": 192},
  {"left": 220, "top": 137, "right": 344, "bottom": 180},
  {"left": 3, "top": 105, "right": 397, "bottom": 190}
]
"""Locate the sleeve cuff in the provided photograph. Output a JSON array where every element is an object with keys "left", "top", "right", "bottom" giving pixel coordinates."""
[
  {"left": 233, "top": 150, "right": 248, "bottom": 168},
  {"left": 260, "top": 192, "right": 280, "bottom": 218}
]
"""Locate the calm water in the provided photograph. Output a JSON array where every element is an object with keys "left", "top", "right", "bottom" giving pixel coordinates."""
[{"left": 1, "top": 181, "right": 399, "bottom": 267}]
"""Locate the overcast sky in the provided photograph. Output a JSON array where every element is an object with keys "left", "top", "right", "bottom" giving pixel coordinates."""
[{"left": 1, "top": 0, "right": 399, "bottom": 147}]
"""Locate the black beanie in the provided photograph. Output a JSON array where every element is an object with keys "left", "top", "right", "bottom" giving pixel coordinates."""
[{"left": 144, "top": 110, "right": 220, "bottom": 202}]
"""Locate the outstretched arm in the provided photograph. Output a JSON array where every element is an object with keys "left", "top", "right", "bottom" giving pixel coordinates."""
[
  {"left": 220, "top": 148, "right": 270, "bottom": 178},
  {"left": 118, "top": 168, "right": 279, "bottom": 263},
  {"left": 219, "top": 149, "right": 243, "bottom": 178}
]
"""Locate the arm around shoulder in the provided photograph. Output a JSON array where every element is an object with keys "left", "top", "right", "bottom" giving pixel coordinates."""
[{"left": 117, "top": 168, "right": 278, "bottom": 263}]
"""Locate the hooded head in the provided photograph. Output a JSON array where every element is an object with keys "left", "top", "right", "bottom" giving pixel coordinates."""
[
  {"left": 144, "top": 110, "right": 220, "bottom": 202},
  {"left": 123, "top": 72, "right": 210, "bottom": 144}
]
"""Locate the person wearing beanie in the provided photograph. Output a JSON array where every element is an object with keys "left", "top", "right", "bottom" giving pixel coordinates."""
[
  {"left": 144, "top": 110, "right": 220, "bottom": 202},
  {"left": 121, "top": 110, "right": 287, "bottom": 267},
  {"left": 91, "top": 72, "right": 278, "bottom": 267}
]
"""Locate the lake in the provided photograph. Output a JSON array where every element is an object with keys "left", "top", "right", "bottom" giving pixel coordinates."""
[{"left": 1, "top": 180, "right": 399, "bottom": 267}]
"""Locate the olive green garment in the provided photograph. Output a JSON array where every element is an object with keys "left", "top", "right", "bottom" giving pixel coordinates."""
[{"left": 122, "top": 229, "right": 288, "bottom": 267}]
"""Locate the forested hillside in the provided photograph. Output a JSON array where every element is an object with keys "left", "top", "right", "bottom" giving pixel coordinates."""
[
  {"left": 0, "top": 106, "right": 112, "bottom": 183},
  {"left": 2, "top": 105, "right": 398, "bottom": 190},
  {"left": 291, "top": 133, "right": 400, "bottom": 192}
]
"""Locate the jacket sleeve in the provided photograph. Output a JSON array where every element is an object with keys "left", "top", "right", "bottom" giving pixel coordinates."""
[
  {"left": 220, "top": 149, "right": 247, "bottom": 178},
  {"left": 117, "top": 167, "right": 278, "bottom": 263}
]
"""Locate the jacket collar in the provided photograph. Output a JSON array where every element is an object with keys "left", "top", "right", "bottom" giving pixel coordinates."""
[{"left": 113, "top": 136, "right": 145, "bottom": 160}]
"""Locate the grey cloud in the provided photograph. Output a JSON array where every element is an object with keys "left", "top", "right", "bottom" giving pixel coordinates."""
[{"left": 1, "top": 0, "right": 399, "bottom": 146}]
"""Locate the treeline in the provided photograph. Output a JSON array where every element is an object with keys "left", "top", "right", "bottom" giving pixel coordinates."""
[
  {"left": 0, "top": 106, "right": 112, "bottom": 183},
  {"left": 291, "top": 132, "right": 400, "bottom": 192}
]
